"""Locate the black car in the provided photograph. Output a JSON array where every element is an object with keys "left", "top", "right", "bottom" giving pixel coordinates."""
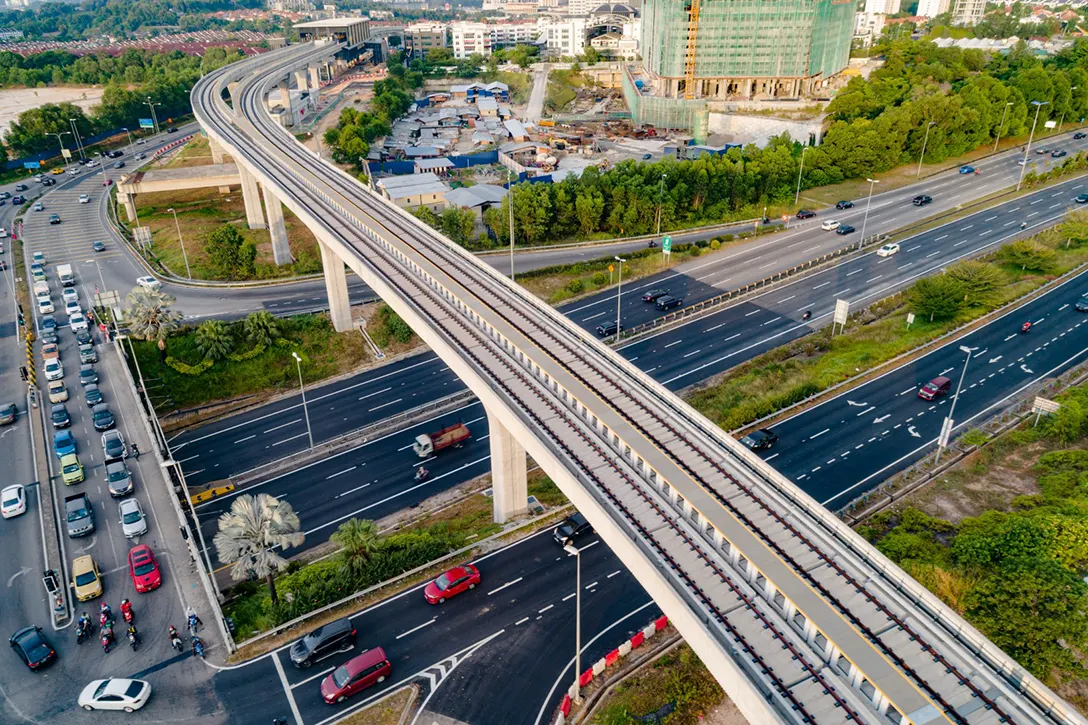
[
  {"left": 167, "top": 127, "right": 178, "bottom": 133},
  {"left": 1076, "top": 132, "right": 1087, "bottom": 140},
  {"left": 641, "top": 289, "right": 669, "bottom": 303},
  {"left": 595, "top": 320, "right": 620, "bottom": 337},
  {"left": 75, "top": 329, "right": 93, "bottom": 346},
  {"left": 835, "top": 200, "right": 854, "bottom": 210},
  {"left": 1076, "top": 295, "right": 1088, "bottom": 312},
  {"left": 739, "top": 428, "right": 779, "bottom": 451},
  {"left": 1053, "top": 149, "right": 1068, "bottom": 158},
  {"left": 50, "top": 404, "right": 70, "bottom": 429},
  {"left": 796, "top": 209, "right": 817, "bottom": 219},
  {"left": 9, "top": 626, "right": 55, "bottom": 671},
  {"left": 83, "top": 384, "right": 103, "bottom": 407},
  {"left": 41, "top": 177, "right": 55, "bottom": 187},
  {"left": 48, "top": 214, "right": 60, "bottom": 225},
  {"left": 108, "top": 150, "right": 124, "bottom": 158},
  {"left": 289, "top": 618, "right": 356, "bottom": 668},
  {"left": 91, "top": 403, "right": 114, "bottom": 431},
  {"left": 113, "top": 161, "right": 125, "bottom": 169},
  {"left": 1077, "top": 194, "right": 1088, "bottom": 204},
  {"left": 912, "top": 195, "right": 933, "bottom": 206},
  {"left": 39, "top": 331, "right": 58, "bottom": 345},
  {"left": 79, "top": 365, "right": 98, "bottom": 386},
  {"left": 836, "top": 224, "right": 856, "bottom": 235},
  {"left": 655, "top": 295, "right": 682, "bottom": 311},
  {"left": 553, "top": 512, "right": 594, "bottom": 546}
]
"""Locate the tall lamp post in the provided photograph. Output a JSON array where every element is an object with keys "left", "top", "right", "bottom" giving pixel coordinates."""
[
  {"left": 614, "top": 255, "right": 626, "bottom": 339},
  {"left": 1060, "top": 87, "right": 1077, "bottom": 132},
  {"left": 292, "top": 352, "right": 314, "bottom": 450},
  {"left": 69, "top": 118, "right": 86, "bottom": 161},
  {"left": 935, "top": 345, "right": 974, "bottom": 465},
  {"left": 121, "top": 127, "right": 135, "bottom": 158},
  {"left": 564, "top": 543, "right": 583, "bottom": 705},
  {"left": 166, "top": 208, "right": 192, "bottom": 279},
  {"left": 145, "top": 97, "right": 162, "bottom": 136},
  {"left": 46, "top": 131, "right": 71, "bottom": 169},
  {"left": 655, "top": 171, "right": 667, "bottom": 236},
  {"left": 993, "top": 101, "right": 1014, "bottom": 153},
  {"left": 858, "top": 178, "right": 879, "bottom": 250},
  {"left": 916, "top": 121, "right": 936, "bottom": 177},
  {"left": 1017, "top": 100, "right": 1049, "bottom": 191},
  {"left": 794, "top": 146, "right": 808, "bottom": 207}
]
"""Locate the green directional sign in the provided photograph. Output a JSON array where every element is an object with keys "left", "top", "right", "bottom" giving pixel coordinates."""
[{"left": 662, "top": 235, "right": 672, "bottom": 253}]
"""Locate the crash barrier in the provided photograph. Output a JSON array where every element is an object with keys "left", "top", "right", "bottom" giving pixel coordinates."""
[
  {"left": 553, "top": 615, "right": 669, "bottom": 725},
  {"left": 152, "top": 135, "right": 195, "bottom": 158}
]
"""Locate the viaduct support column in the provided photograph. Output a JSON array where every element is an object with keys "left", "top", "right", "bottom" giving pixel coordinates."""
[
  {"left": 308, "top": 65, "right": 323, "bottom": 102},
  {"left": 262, "top": 184, "right": 292, "bottom": 265},
  {"left": 318, "top": 241, "right": 352, "bottom": 332},
  {"left": 238, "top": 165, "right": 266, "bottom": 229},
  {"left": 280, "top": 82, "right": 294, "bottom": 118},
  {"left": 294, "top": 68, "right": 309, "bottom": 93},
  {"left": 208, "top": 139, "right": 231, "bottom": 193},
  {"left": 118, "top": 191, "right": 138, "bottom": 223},
  {"left": 489, "top": 412, "right": 528, "bottom": 523}
]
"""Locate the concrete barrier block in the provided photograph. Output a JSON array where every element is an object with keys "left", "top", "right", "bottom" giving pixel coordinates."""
[
  {"left": 592, "top": 659, "right": 606, "bottom": 675},
  {"left": 579, "top": 669, "right": 593, "bottom": 687},
  {"left": 643, "top": 623, "right": 656, "bottom": 640},
  {"left": 605, "top": 648, "right": 620, "bottom": 666},
  {"left": 630, "top": 631, "right": 645, "bottom": 649},
  {"left": 655, "top": 615, "right": 669, "bottom": 631},
  {"left": 618, "top": 640, "right": 632, "bottom": 657},
  {"left": 568, "top": 682, "right": 578, "bottom": 699},
  {"left": 561, "top": 695, "right": 572, "bottom": 716},
  {"left": 556, "top": 714, "right": 566, "bottom": 725}
]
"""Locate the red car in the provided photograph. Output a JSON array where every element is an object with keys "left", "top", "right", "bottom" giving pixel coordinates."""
[
  {"left": 424, "top": 564, "right": 480, "bottom": 605},
  {"left": 321, "top": 647, "right": 391, "bottom": 703},
  {"left": 128, "top": 545, "right": 161, "bottom": 592}
]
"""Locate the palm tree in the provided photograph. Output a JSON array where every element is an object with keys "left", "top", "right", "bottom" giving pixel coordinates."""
[
  {"left": 125, "top": 288, "right": 183, "bottom": 345},
  {"left": 195, "top": 319, "right": 234, "bottom": 361},
  {"left": 331, "top": 519, "right": 380, "bottom": 576},
  {"left": 213, "top": 493, "right": 304, "bottom": 604},
  {"left": 244, "top": 310, "right": 281, "bottom": 348}
]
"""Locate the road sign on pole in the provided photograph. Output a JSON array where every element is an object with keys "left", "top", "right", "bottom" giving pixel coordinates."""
[
  {"left": 906, "top": 312, "right": 915, "bottom": 329},
  {"left": 662, "top": 235, "right": 671, "bottom": 257},
  {"left": 833, "top": 299, "right": 850, "bottom": 334},
  {"left": 1033, "top": 396, "right": 1061, "bottom": 426}
]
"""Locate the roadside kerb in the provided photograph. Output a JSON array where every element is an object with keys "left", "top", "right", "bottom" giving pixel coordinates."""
[
  {"left": 727, "top": 258, "right": 1088, "bottom": 440},
  {"left": 553, "top": 615, "right": 672, "bottom": 725},
  {"left": 28, "top": 389, "right": 69, "bottom": 629},
  {"left": 229, "top": 389, "right": 478, "bottom": 488},
  {"left": 231, "top": 502, "right": 573, "bottom": 658},
  {"left": 842, "top": 356, "right": 1088, "bottom": 525}
]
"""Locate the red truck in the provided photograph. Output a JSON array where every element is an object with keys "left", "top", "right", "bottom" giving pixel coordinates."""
[{"left": 413, "top": 423, "right": 471, "bottom": 458}]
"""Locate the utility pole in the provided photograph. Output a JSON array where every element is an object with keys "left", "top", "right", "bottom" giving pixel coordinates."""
[
  {"left": 858, "top": 178, "right": 878, "bottom": 250},
  {"left": 916, "top": 121, "right": 936, "bottom": 177},
  {"left": 1018, "top": 101, "right": 1049, "bottom": 191},
  {"left": 655, "top": 171, "right": 667, "bottom": 236},
  {"left": 68, "top": 118, "right": 86, "bottom": 160},
  {"left": 46, "top": 131, "right": 71, "bottom": 169},
  {"left": 614, "top": 255, "right": 626, "bottom": 339},
  {"left": 993, "top": 101, "right": 1013, "bottom": 153},
  {"left": 794, "top": 146, "right": 808, "bottom": 207},
  {"left": 146, "top": 97, "right": 162, "bottom": 136}
]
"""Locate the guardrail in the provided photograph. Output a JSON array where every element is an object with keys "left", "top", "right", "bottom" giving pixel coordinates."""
[{"left": 230, "top": 389, "right": 477, "bottom": 488}]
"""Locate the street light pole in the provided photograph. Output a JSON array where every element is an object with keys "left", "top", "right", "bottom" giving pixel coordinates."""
[
  {"left": 935, "top": 345, "right": 974, "bottom": 465},
  {"left": 655, "top": 172, "right": 667, "bottom": 236},
  {"left": 794, "top": 146, "right": 808, "bottom": 207},
  {"left": 292, "top": 352, "right": 314, "bottom": 450},
  {"left": 993, "top": 101, "right": 1014, "bottom": 154},
  {"left": 614, "top": 255, "right": 626, "bottom": 339},
  {"left": 122, "top": 127, "right": 135, "bottom": 158},
  {"left": 291, "top": 350, "right": 313, "bottom": 446},
  {"left": 1060, "top": 87, "right": 1077, "bottom": 131},
  {"left": 167, "top": 208, "right": 192, "bottom": 279},
  {"left": 916, "top": 121, "right": 936, "bottom": 177},
  {"left": 507, "top": 167, "right": 515, "bottom": 281},
  {"left": 69, "top": 118, "right": 86, "bottom": 160},
  {"left": 1018, "top": 100, "right": 1049, "bottom": 191},
  {"left": 564, "top": 543, "right": 583, "bottom": 705},
  {"left": 146, "top": 98, "right": 162, "bottom": 136},
  {"left": 858, "top": 178, "right": 879, "bottom": 250},
  {"left": 46, "top": 131, "right": 71, "bottom": 169}
]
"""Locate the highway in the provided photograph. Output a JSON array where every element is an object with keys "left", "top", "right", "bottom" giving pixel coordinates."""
[{"left": 191, "top": 42, "right": 1080, "bottom": 725}]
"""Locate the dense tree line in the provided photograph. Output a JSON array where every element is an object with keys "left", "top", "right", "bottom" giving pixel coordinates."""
[
  {"left": 2, "top": 48, "right": 243, "bottom": 158},
  {"left": 0, "top": 0, "right": 268, "bottom": 42},
  {"left": 0, "top": 46, "right": 240, "bottom": 88}
]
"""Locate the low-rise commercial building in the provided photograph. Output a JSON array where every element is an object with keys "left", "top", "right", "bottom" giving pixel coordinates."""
[
  {"left": 405, "top": 21, "right": 448, "bottom": 58},
  {"left": 377, "top": 172, "right": 450, "bottom": 211}
]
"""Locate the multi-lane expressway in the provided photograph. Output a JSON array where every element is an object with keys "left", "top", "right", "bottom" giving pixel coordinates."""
[{"left": 188, "top": 41, "right": 1083, "bottom": 725}]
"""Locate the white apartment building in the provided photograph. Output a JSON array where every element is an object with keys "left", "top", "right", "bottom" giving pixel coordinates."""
[
  {"left": 917, "top": 0, "right": 950, "bottom": 18},
  {"left": 951, "top": 0, "right": 985, "bottom": 25},
  {"left": 538, "top": 16, "right": 587, "bottom": 56},
  {"left": 451, "top": 20, "right": 540, "bottom": 58},
  {"left": 863, "top": 0, "right": 900, "bottom": 14},
  {"left": 855, "top": 11, "right": 887, "bottom": 36}
]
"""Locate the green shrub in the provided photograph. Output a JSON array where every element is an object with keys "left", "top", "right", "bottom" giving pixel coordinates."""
[
  {"left": 710, "top": 239, "right": 721, "bottom": 250},
  {"left": 591, "top": 271, "right": 608, "bottom": 286},
  {"left": 165, "top": 357, "right": 214, "bottom": 376},
  {"left": 227, "top": 344, "right": 267, "bottom": 362},
  {"left": 566, "top": 278, "right": 585, "bottom": 294}
]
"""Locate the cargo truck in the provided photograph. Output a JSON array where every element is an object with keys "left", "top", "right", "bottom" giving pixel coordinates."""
[
  {"left": 57, "top": 263, "right": 74, "bottom": 287},
  {"left": 412, "top": 423, "right": 471, "bottom": 458}
]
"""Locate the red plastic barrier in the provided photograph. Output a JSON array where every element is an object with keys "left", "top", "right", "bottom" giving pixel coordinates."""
[
  {"left": 560, "top": 695, "right": 572, "bottom": 716},
  {"left": 605, "top": 649, "right": 619, "bottom": 666},
  {"left": 655, "top": 615, "right": 668, "bottom": 631},
  {"left": 578, "top": 668, "right": 593, "bottom": 688},
  {"left": 630, "top": 632, "right": 645, "bottom": 649}
]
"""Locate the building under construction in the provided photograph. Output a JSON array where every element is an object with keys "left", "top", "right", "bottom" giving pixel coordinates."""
[{"left": 624, "top": 0, "right": 854, "bottom": 140}]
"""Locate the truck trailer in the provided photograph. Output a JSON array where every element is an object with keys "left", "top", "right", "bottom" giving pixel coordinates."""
[{"left": 412, "top": 423, "right": 471, "bottom": 458}]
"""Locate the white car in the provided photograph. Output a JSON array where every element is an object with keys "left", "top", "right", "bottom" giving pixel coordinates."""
[
  {"left": 44, "top": 359, "right": 63, "bottom": 381},
  {"left": 69, "top": 167, "right": 80, "bottom": 176},
  {"left": 877, "top": 243, "right": 901, "bottom": 257},
  {"left": 136, "top": 276, "right": 161, "bottom": 291},
  {"left": 38, "top": 298, "right": 55, "bottom": 314},
  {"left": 86, "top": 159, "right": 98, "bottom": 168},
  {"left": 1, "top": 484, "right": 26, "bottom": 519},
  {"left": 79, "top": 194, "right": 90, "bottom": 204},
  {"left": 65, "top": 300, "right": 81, "bottom": 316},
  {"left": 136, "top": 138, "right": 146, "bottom": 145},
  {"left": 78, "top": 679, "right": 151, "bottom": 712},
  {"left": 0, "top": 228, "right": 7, "bottom": 238},
  {"left": 62, "top": 288, "right": 79, "bottom": 305},
  {"left": 33, "top": 202, "right": 43, "bottom": 211},
  {"left": 118, "top": 499, "right": 147, "bottom": 538},
  {"left": 821, "top": 220, "right": 841, "bottom": 231},
  {"left": 69, "top": 311, "right": 89, "bottom": 332}
]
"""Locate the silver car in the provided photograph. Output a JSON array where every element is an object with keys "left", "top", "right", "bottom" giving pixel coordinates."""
[
  {"left": 106, "top": 461, "right": 132, "bottom": 497},
  {"left": 118, "top": 499, "right": 147, "bottom": 538}
]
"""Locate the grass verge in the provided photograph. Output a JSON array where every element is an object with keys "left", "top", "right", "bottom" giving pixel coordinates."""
[
  {"left": 685, "top": 219, "right": 1088, "bottom": 433},
  {"left": 591, "top": 644, "right": 725, "bottom": 725},
  {"left": 339, "top": 686, "right": 417, "bottom": 725}
]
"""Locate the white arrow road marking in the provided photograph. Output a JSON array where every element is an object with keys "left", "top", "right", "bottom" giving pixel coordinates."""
[
  {"left": 846, "top": 400, "right": 869, "bottom": 407},
  {"left": 7, "top": 566, "right": 30, "bottom": 587},
  {"left": 989, "top": 356, "right": 1002, "bottom": 364},
  {"left": 1021, "top": 364, "right": 1034, "bottom": 374},
  {"left": 908, "top": 426, "right": 921, "bottom": 438},
  {"left": 79, "top": 536, "right": 97, "bottom": 552},
  {"left": 874, "top": 414, "right": 891, "bottom": 424}
]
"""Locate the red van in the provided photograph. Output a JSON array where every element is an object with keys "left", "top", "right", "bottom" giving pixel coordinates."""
[
  {"left": 918, "top": 376, "right": 952, "bottom": 401},
  {"left": 320, "top": 647, "right": 391, "bottom": 704}
]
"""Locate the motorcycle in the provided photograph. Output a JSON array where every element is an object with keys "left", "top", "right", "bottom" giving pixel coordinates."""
[
  {"left": 101, "top": 628, "right": 114, "bottom": 653},
  {"left": 75, "top": 618, "right": 90, "bottom": 645},
  {"left": 192, "top": 635, "right": 205, "bottom": 660},
  {"left": 99, "top": 602, "right": 112, "bottom": 625},
  {"left": 415, "top": 467, "right": 429, "bottom": 482},
  {"left": 169, "top": 626, "right": 184, "bottom": 653},
  {"left": 1021, "top": 321, "right": 1032, "bottom": 334},
  {"left": 120, "top": 599, "right": 134, "bottom": 625},
  {"left": 802, "top": 311, "right": 812, "bottom": 321},
  {"left": 127, "top": 626, "right": 139, "bottom": 652}
]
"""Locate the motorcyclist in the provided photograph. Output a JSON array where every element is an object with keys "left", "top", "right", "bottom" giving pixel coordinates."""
[
  {"left": 802, "top": 310, "right": 812, "bottom": 321},
  {"left": 132, "top": 443, "right": 140, "bottom": 460},
  {"left": 120, "top": 598, "right": 133, "bottom": 623},
  {"left": 192, "top": 635, "right": 205, "bottom": 659},
  {"left": 1020, "top": 222, "right": 1028, "bottom": 230},
  {"left": 127, "top": 624, "right": 139, "bottom": 649},
  {"left": 415, "top": 467, "right": 429, "bottom": 481},
  {"left": 168, "top": 625, "right": 183, "bottom": 652},
  {"left": 1022, "top": 321, "right": 1032, "bottom": 333}
]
